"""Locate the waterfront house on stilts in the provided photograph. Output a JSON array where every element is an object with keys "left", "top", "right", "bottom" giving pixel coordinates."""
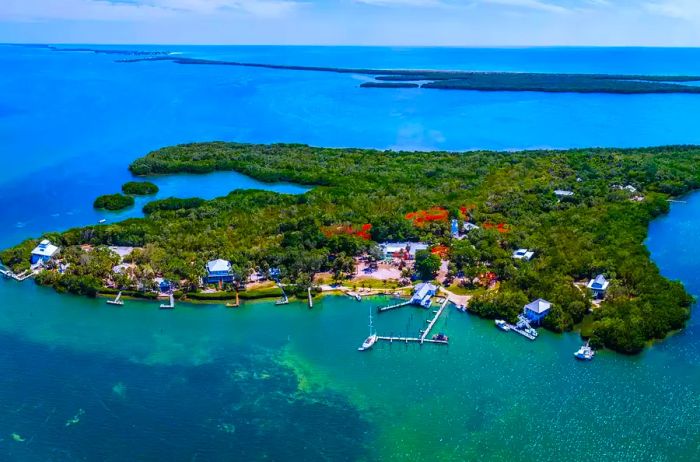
[{"left": 523, "top": 298, "right": 552, "bottom": 326}]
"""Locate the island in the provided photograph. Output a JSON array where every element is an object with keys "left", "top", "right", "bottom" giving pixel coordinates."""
[
  {"left": 2, "top": 142, "right": 698, "bottom": 354},
  {"left": 36, "top": 46, "right": 700, "bottom": 95},
  {"left": 93, "top": 193, "right": 135, "bottom": 211},
  {"left": 122, "top": 181, "right": 159, "bottom": 195}
]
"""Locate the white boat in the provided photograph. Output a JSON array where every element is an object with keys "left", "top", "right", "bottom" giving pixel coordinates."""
[
  {"left": 574, "top": 341, "right": 595, "bottom": 361},
  {"left": 495, "top": 319, "right": 510, "bottom": 331},
  {"left": 98, "top": 219, "right": 107, "bottom": 224},
  {"left": 358, "top": 306, "right": 378, "bottom": 351}
]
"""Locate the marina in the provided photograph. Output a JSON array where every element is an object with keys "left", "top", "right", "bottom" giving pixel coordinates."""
[{"left": 368, "top": 291, "right": 451, "bottom": 348}]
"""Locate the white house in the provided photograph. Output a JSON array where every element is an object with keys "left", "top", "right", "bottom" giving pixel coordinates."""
[
  {"left": 205, "top": 259, "right": 234, "bottom": 284},
  {"left": 587, "top": 274, "right": 610, "bottom": 299},
  {"left": 512, "top": 248, "right": 535, "bottom": 261},
  {"left": 463, "top": 222, "right": 480, "bottom": 232},
  {"left": 554, "top": 189, "right": 574, "bottom": 198},
  {"left": 31, "top": 239, "right": 59, "bottom": 265}
]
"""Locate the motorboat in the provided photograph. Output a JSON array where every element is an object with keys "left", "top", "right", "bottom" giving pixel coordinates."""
[
  {"left": 574, "top": 342, "right": 595, "bottom": 361},
  {"left": 495, "top": 319, "right": 510, "bottom": 331}
]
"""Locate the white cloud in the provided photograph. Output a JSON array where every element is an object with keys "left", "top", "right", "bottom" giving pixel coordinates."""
[
  {"left": 354, "top": 0, "right": 444, "bottom": 6},
  {"left": 1, "top": 0, "right": 302, "bottom": 22},
  {"left": 355, "top": 0, "right": 570, "bottom": 13},
  {"left": 645, "top": 0, "right": 700, "bottom": 21}
]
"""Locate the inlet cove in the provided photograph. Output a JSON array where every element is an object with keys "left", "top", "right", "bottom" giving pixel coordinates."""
[{"left": 1, "top": 142, "right": 697, "bottom": 355}]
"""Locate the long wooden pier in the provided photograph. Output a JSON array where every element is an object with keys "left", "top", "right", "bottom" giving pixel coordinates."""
[
  {"left": 226, "top": 290, "right": 240, "bottom": 308},
  {"left": 376, "top": 336, "right": 448, "bottom": 345},
  {"left": 420, "top": 297, "right": 449, "bottom": 343},
  {"left": 377, "top": 300, "right": 411, "bottom": 312}
]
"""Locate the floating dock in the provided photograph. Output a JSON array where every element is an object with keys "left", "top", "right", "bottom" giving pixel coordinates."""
[
  {"left": 307, "top": 287, "right": 313, "bottom": 308},
  {"left": 159, "top": 293, "right": 175, "bottom": 309},
  {"left": 106, "top": 291, "right": 124, "bottom": 306}
]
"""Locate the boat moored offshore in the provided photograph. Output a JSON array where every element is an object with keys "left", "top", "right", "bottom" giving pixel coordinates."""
[{"left": 574, "top": 341, "right": 595, "bottom": 361}]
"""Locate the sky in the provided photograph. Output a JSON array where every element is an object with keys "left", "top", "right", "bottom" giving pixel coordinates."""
[{"left": 1, "top": 0, "right": 700, "bottom": 46}]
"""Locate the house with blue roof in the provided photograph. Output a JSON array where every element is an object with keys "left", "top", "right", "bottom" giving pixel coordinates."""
[
  {"left": 205, "top": 259, "right": 235, "bottom": 284},
  {"left": 410, "top": 282, "right": 437, "bottom": 308},
  {"left": 523, "top": 298, "right": 551, "bottom": 325},
  {"left": 587, "top": 274, "right": 609, "bottom": 299},
  {"left": 31, "top": 239, "right": 60, "bottom": 265}
]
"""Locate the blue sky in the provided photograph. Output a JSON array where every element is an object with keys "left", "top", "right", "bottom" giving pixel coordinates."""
[{"left": 1, "top": 0, "right": 700, "bottom": 45}]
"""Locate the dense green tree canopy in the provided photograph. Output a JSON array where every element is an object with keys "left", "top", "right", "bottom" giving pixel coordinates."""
[
  {"left": 4, "top": 142, "right": 700, "bottom": 353},
  {"left": 93, "top": 193, "right": 134, "bottom": 211}
]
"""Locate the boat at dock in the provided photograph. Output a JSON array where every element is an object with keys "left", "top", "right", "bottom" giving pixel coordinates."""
[
  {"left": 495, "top": 319, "right": 510, "bottom": 331},
  {"left": 358, "top": 305, "right": 378, "bottom": 351},
  {"left": 574, "top": 341, "right": 595, "bottom": 361}
]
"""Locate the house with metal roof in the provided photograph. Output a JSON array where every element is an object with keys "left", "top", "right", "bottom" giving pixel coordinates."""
[
  {"left": 554, "top": 189, "right": 574, "bottom": 198},
  {"left": 31, "top": 239, "right": 60, "bottom": 265},
  {"left": 410, "top": 282, "right": 437, "bottom": 308},
  {"left": 205, "top": 259, "right": 235, "bottom": 284},
  {"left": 587, "top": 274, "right": 609, "bottom": 299},
  {"left": 523, "top": 298, "right": 551, "bottom": 325},
  {"left": 512, "top": 248, "right": 535, "bottom": 261}
]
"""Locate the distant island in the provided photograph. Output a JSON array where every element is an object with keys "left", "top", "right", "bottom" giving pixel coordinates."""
[
  {"left": 1, "top": 142, "right": 698, "bottom": 355},
  {"left": 28, "top": 45, "right": 700, "bottom": 95},
  {"left": 93, "top": 193, "right": 134, "bottom": 211},
  {"left": 122, "top": 181, "right": 159, "bottom": 195},
  {"left": 118, "top": 54, "right": 700, "bottom": 95}
]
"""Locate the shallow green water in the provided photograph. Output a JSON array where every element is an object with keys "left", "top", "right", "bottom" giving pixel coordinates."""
[{"left": 1, "top": 273, "right": 697, "bottom": 460}]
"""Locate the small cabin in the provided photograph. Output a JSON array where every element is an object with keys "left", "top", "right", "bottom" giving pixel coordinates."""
[
  {"left": 587, "top": 274, "right": 609, "bottom": 299},
  {"left": 523, "top": 298, "right": 551, "bottom": 325},
  {"left": 31, "top": 239, "right": 60, "bottom": 265},
  {"left": 512, "top": 248, "right": 534, "bottom": 261},
  {"left": 205, "top": 259, "right": 235, "bottom": 284}
]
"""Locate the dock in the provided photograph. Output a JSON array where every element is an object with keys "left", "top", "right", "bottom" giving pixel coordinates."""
[
  {"left": 376, "top": 336, "right": 448, "bottom": 345},
  {"left": 371, "top": 297, "right": 451, "bottom": 347},
  {"left": 307, "top": 287, "right": 313, "bottom": 308},
  {"left": 346, "top": 291, "right": 362, "bottom": 302},
  {"left": 159, "top": 293, "right": 175, "bottom": 309},
  {"left": 377, "top": 300, "right": 411, "bottom": 312},
  {"left": 274, "top": 282, "right": 289, "bottom": 305},
  {"left": 667, "top": 199, "right": 688, "bottom": 204},
  {"left": 106, "top": 291, "right": 124, "bottom": 306},
  {"left": 226, "top": 290, "right": 240, "bottom": 308},
  {"left": 0, "top": 268, "right": 34, "bottom": 282},
  {"left": 420, "top": 297, "right": 449, "bottom": 343}
]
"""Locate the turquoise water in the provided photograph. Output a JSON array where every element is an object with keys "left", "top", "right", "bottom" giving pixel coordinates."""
[{"left": 1, "top": 45, "right": 700, "bottom": 460}]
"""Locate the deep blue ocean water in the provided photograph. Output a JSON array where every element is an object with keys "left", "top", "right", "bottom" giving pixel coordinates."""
[{"left": 0, "top": 45, "right": 699, "bottom": 461}]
